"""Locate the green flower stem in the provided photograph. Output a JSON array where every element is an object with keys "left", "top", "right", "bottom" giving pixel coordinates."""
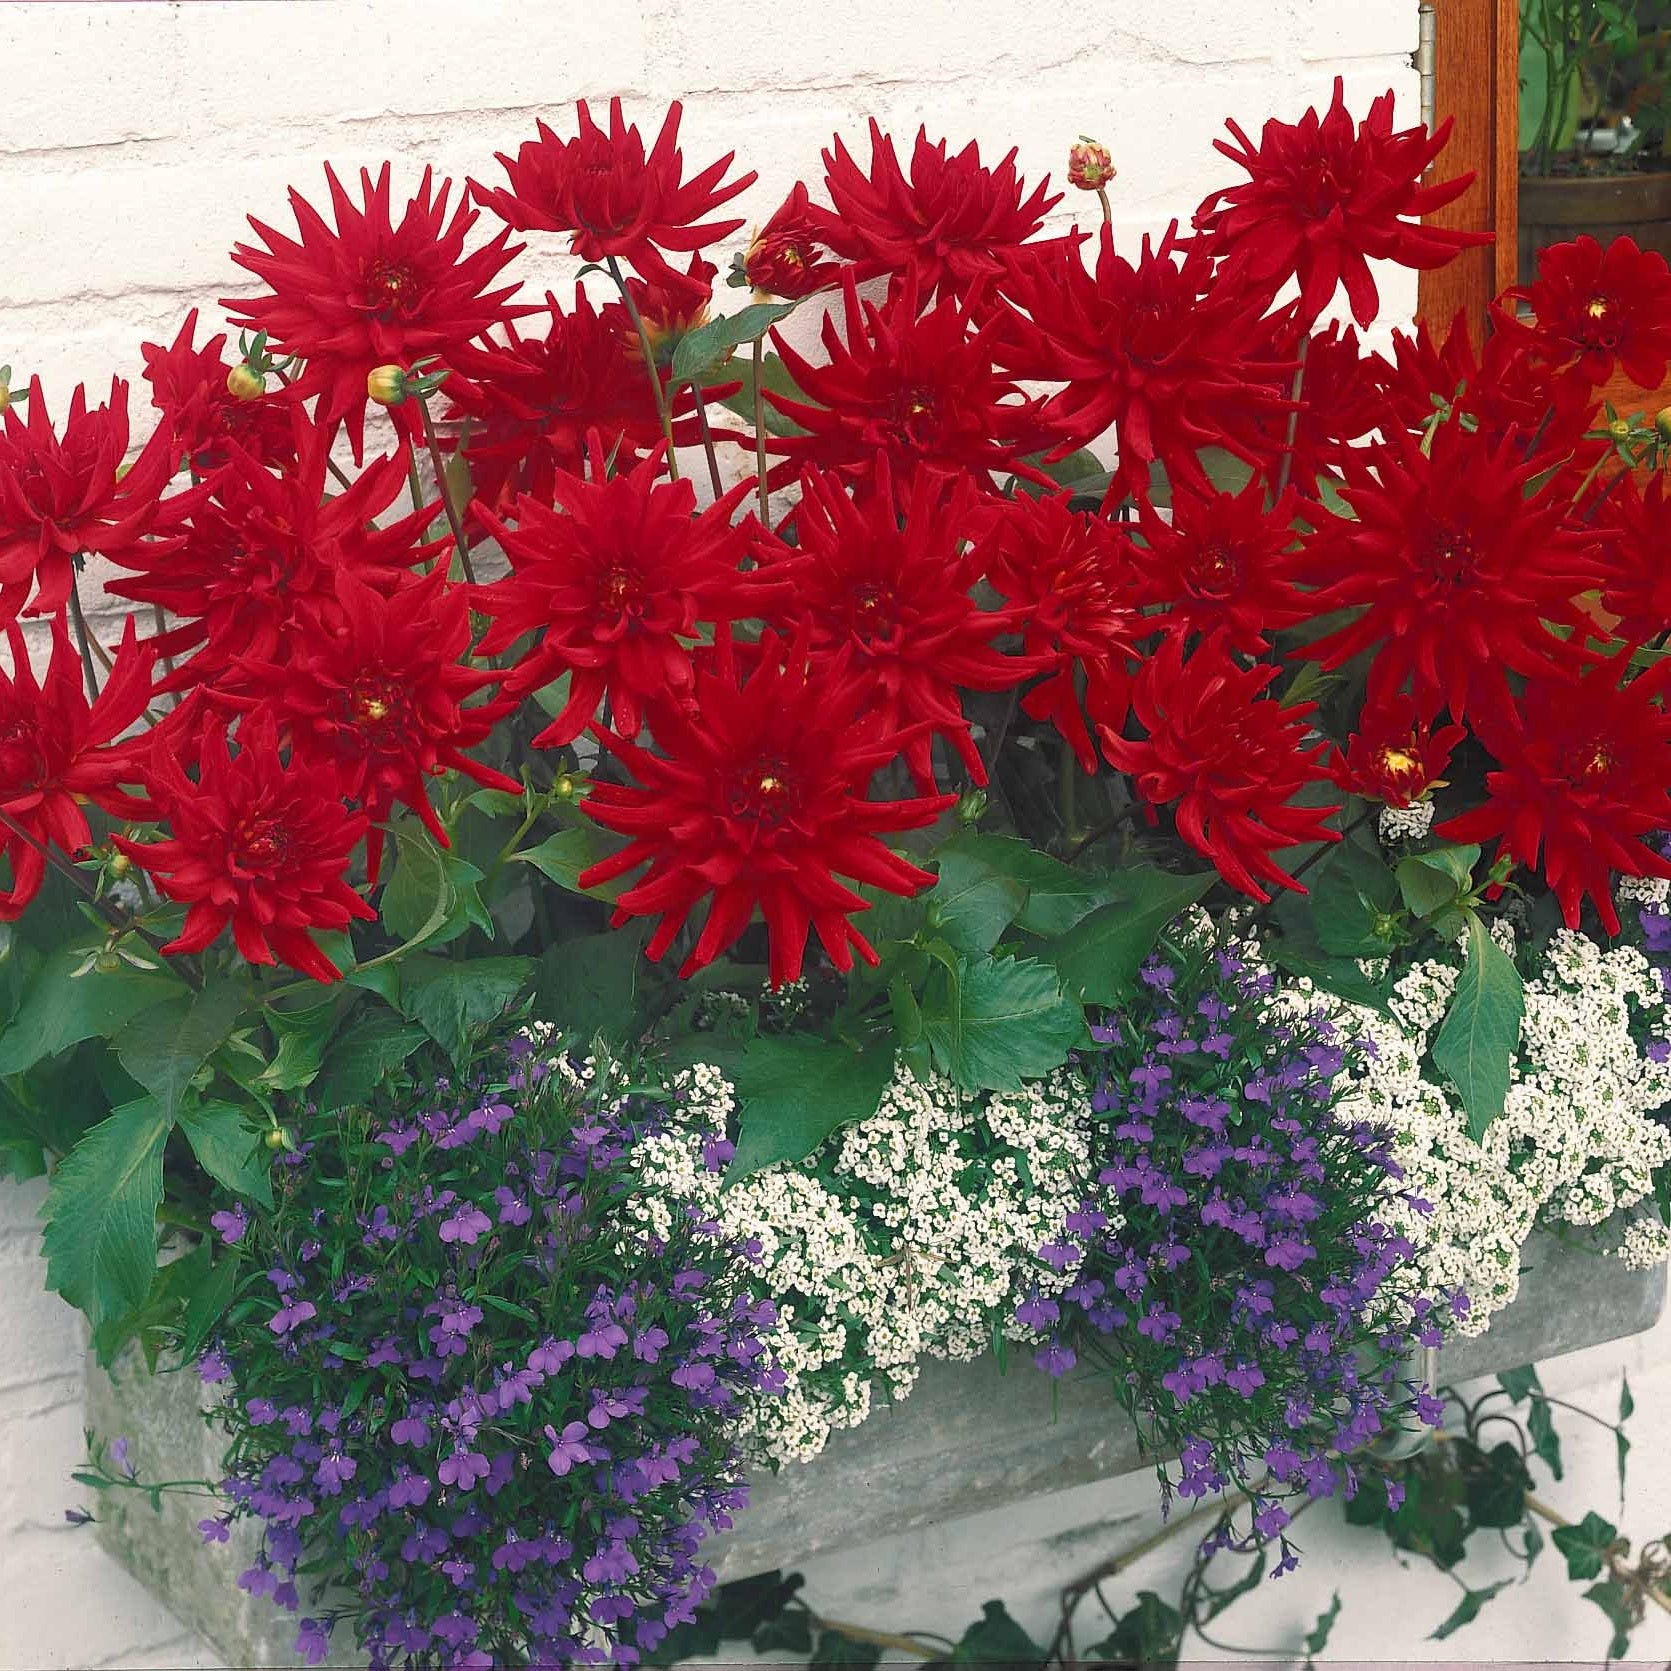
[
  {"left": 752, "top": 335, "right": 771, "bottom": 524},
  {"left": 605, "top": 255, "right": 681, "bottom": 483},
  {"left": 416, "top": 394, "right": 478, "bottom": 587},
  {"left": 1273, "top": 332, "right": 1309, "bottom": 500}
]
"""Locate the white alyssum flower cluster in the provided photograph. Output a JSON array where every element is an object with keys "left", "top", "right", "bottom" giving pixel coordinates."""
[
  {"left": 1331, "top": 925, "right": 1671, "bottom": 1334},
  {"left": 631, "top": 1062, "right": 1092, "bottom": 1464}
]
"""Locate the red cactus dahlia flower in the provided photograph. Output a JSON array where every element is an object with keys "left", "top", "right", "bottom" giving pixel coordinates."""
[
  {"left": 742, "top": 182, "right": 843, "bottom": 299},
  {"left": 473, "top": 442, "right": 778, "bottom": 747},
  {"left": 1193, "top": 79, "right": 1488, "bottom": 330},
  {"left": 578, "top": 636, "right": 955, "bottom": 985},
  {"left": 1292, "top": 421, "right": 1603, "bottom": 721},
  {"left": 0, "top": 377, "right": 186, "bottom": 626},
  {"left": 808, "top": 121, "right": 1064, "bottom": 299},
  {"left": 1134, "top": 477, "right": 1308, "bottom": 654},
  {"left": 115, "top": 715, "right": 376, "bottom": 982},
  {"left": 1590, "top": 471, "right": 1671, "bottom": 645},
  {"left": 226, "top": 163, "right": 525, "bottom": 462},
  {"left": 1334, "top": 691, "right": 1466, "bottom": 808},
  {"left": 1503, "top": 234, "right": 1671, "bottom": 396},
  {"left": 996, "top": 224, "right": 1288, "bottom": 501},
  {"left": 766, "top": 273, "right": 1043, "bottom": 491},
  {"left": 767, "top": 460, "right": 1038, "bottom": 788},
  {"left": 971, "top": 492, "right": 1150, "bottom": 773},
  {"left": 253, "top": 568, "right": 518, "bottom": 885},
  {"left": 1100, "top": 633, "right": 1341, "bottom": 900},
  {"left": 1437, "top": 663, "right": 1671, "bottom": 933},
  {"left": 0, "top": 617, "right": 156, "bottom": 918},
  {"left": 443, "top": 287, "right": 670, "bottom": 514},
  {"left": 108, "top": 417, "right": 439, "bottom": 696},
  {"left": 473, "top": 100, "right": 755, "bottom": 288},
  {"left": 140, "top": 308, "right": 297, "bottom": 476}
]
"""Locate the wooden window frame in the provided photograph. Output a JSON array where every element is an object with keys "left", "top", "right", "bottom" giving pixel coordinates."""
[{"left": 1417, "top": 0, "right": 1522, "bottom": 331}]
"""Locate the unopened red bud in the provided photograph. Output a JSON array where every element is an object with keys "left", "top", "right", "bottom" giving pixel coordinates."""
[
  {"left": 226, "top": 362, "right": 266, "bottom": 401},
  {"left": 1068, "top": 138, "right": 1115, "bottom": 191}
]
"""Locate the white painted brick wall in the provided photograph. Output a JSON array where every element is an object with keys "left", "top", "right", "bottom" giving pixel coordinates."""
[{"left": 13, "top": 3, "right": 1625, "bottom": 1666}]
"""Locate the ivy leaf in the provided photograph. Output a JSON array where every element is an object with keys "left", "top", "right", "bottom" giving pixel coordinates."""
[
  {"left": 1497, "top": 1363, "right": 1542, "bottom": 1404},
  {"left": 1465, "top": 1442, "right": 1531, "bottom": 1528},
  {"left": 175, "top": 1099, "right": 273, "bottom": 1209},
  {"left": 921, "top": 954, "right": 1086, "bottom": 1092},
  {"left": 925, "top": 850, "right": 1026, "bottom": 957},
  {"left": 1432, "top": 912, "right": 1524, "bottom": 1139},
  {"left": 751, "top": 1613, "right": 813, "bottom": 1655},
  {"left": 396, "top": 956, "right": 534, "bottom": 1067},
  {"left": 39, "top": 1098, "right": 172, "bottom": 1333},
  {"left": 1552, "top": 1510, "right": 1621, "bottom": 1581},
  {"left": 1620, "top": 1372, "right": 1635, "bottom": 1422},
  {"left": 0, "top": 949, "right": 180, "bottom": 1076},
  {"left": 950, "top": 1600, "right": 1046, "bottom": 1667},
  {"left": 1304, "top": 1592, "right": 1342, "bottom": 1658},
  {"left": 1084, "top": 1592, "right": 1182, "bottom": 1668},
  {"left": 1045, "top": 867, "right": 1215, "bottom": 1005},
  {"left": 1583, "top": 1580, "right": 1635, "bottom": 1661},
  {"left": 512, "top": 826, "right": 624, "bottom": 901},
  {"left": 938, "top": 831, "right": 1115, "bottom": 935},
  {"left": 670, "top": 301, "right": 798, "bottom": 386},
  {"left": 114, "top": 984, "right": 246, "bottom": 1123},
  {"left": 312, "top": 1010, "right": 431, "bottom": 1113},
  {"left": 1429, "top": 1581, "right": 1511, "bottom": 1641},
  {"left": 1528, "top": 1396, "right": 1563, "bottom": 1481},
  {"left": 808, "top": 1630, "right": 882, "bottom": 1671},
  {"left": 725, "top": 1035, "right": 896, "bottom": 1180}
]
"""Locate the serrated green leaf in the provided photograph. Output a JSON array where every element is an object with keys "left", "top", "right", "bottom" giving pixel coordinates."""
[
  {"left": 926, "top": 850, "right": 1026, "bottom": 957},
  {"left": 922, "top": 954, "right": 1085, "bottom": 1092},
  {"left": 1310, "top": 838, "right": 1399, "bottom": 957},
  {"left": 717, "top": 350, "right": 811, "bottom": 437},
  {"left": 938, "top": 832, "right": 1116, "bottom": 935},
  {"left": 395, "top": 955, "right": 534, "bottom": 1066},
  {"left": 114, "top": 984, "right": 246, "bottom": 1123},
  {"left": 532, "top": 929, "right": 643, "bottom": 1047},
  {"left": 40, "top": 1098, "right": 172, "bottom": 1334},
  {"left": 0, "top": 949, "right": 180, "bottom": 1077},
  {"left": 176, "top": 1100, "right": 273, "bottom": 1209},
  {"left": 179, "top": 1248, "right": 241, "bottom": 1362},
  {"left": 1395, "top": 843, "right": 1480, "bottom": 920},
  {"left": 1432, "top": 913, "right": 1524, "bottom": 1139},
  {"left": 671, "top": 301, "right": 798, "bottom": 385},
  {"left": 512, "top": 826, "right": 623, "bottom": 901},
  {"left": 1045, "top": 867, "right": 1215, "bottom": 1005},
  {"left": 725, "top": 1035, "right": 896, "bottom": 1180},
  {"left": 259, "top": 994, "right": 349, "bottom": 1093},
  {"left": 1267, "top": 939, "right": 1391, "bottom": 1012}
]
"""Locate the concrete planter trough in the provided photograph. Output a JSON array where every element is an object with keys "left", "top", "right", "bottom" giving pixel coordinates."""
[{"left": 85, "top": 1232, "right": 1666, "bottom": 1668}]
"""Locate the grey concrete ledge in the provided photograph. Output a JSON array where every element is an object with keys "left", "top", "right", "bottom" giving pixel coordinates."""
[{"left": 84, "top": 1233, "right": 1666, "bottom": 1665}]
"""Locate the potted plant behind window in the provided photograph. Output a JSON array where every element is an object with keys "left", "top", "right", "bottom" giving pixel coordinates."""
[{"left": 1519, "top": 0, "right": 1671, "bottom": 280}]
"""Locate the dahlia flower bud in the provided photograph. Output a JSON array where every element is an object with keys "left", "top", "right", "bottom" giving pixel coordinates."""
[
  {"left": 0, "top": 364, "right": 15, "bottom": 412},
  {"left": 1068, "top": 137, "right": 1115, "bottom": 192},
  {"left": 1608, "top": 416, "right": 1632, "bottom": 443},
  {"left": 956, "top": 788, "right": 989, "bottom": 825},
  {"left": 226, "top": 361, "right": 267, "bottom": 401},
  {"left": 367, "top": 364, "right": 410, "bottom": 407},
  {"left": 1655, "top": 406, "right": 1671, "bottom": 443}
]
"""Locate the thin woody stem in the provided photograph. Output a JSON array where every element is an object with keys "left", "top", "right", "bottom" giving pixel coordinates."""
[
  {"left": 606, "top": 255, "right": 681, "bottom": 483},
  {"left": 416, "top": 395, "right": 478, "bottom": 588},
  {"left": 690, "top": 378, "right": 725, "bottom": 500}
]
